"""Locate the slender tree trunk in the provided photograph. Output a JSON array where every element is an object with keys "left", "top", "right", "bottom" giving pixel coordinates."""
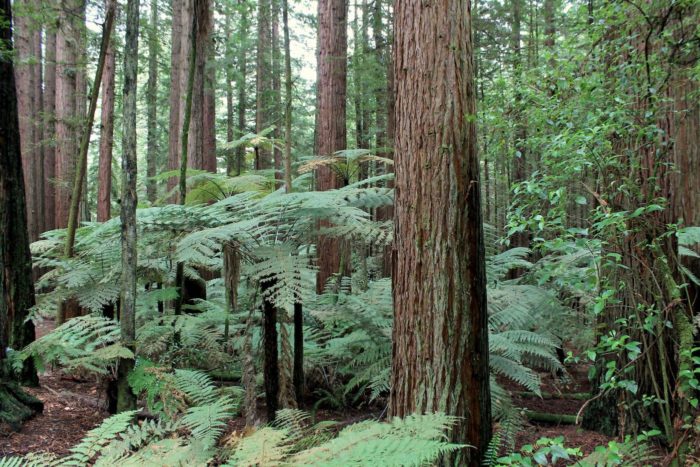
[
  {"left": 272, "top": 0, "right": 283, "bottom": 184},
  {"left": 64, "top": 2, "right": 116, "bottom": 257},
  {"left": 146, "top": 0, "right": 159, "bottom": 203},
  {"left": 509, "top": 0, "right": 529, "bottom": 261},
  {"left": 0, "top": 0, "right": 41, "bottom": 402},
  {"left": 43, "top": 28, "right": 56, "bottom": 233},
  {"left": 167, "top": 0, "right": 183, "bottom": 196},
  {"left": 202, "top": 4, "right": 217, "bottom": 173},
  {"left": 225, "top": 11, "right": 235, "bottom": 175},
  {"left": 281, "top": 0, "right": 303, "bottom": 403},
  {"left": 389, "top": 0, "right": 491, "bottom": 464},
  {"left": 315, "top": 0, "right": 349, "bottom": 293},
  {"left": 236, "top": 0, "right": 249, "bottom": 176},
  {"left": 97, "top": 4, "right": 117, "bottom": 222},
  {"left": 255, "top": 0, "right": 272, "bottom": 170},
  {"left": 116, "top": 0, "right": 140, "bottom": 414},
  {"left": 261, "top": 275, "right": 279, "bottom": 420},
  {"left": 173, "top": 0, "right": 199, "bottom": 319},
  {"left": 373, "top": 0, "right": 394, "bottom": 277}
]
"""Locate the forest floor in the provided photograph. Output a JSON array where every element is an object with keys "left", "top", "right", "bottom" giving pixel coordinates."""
[{"left": 1, "top": 319, "right": 620, "bottom": 462}]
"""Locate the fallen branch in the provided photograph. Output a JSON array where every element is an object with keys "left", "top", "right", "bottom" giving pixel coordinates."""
[
  {"left": 524, "top": 410, "right": 578, "bottom": 425},
  {"left": 516, "top": 391, "right": 590, "bottom": 400}
]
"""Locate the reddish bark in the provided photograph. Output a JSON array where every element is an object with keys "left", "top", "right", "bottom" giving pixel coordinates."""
[
  {"left": 315, "top": 0, "right": 348, "bottom": 293},
  {"left": 389, "top": 0, "right": 491, "bottom": 464},
  {"left": 97, "top": 28, "right": 116, "bottom": 222}
]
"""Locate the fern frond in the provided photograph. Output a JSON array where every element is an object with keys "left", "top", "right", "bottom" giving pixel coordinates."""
[
  {"left": 62, "top": 410, "right": 138, "bottom": 466},
  {"left": 287, "top": 413, "right": 463, "bottom": 466}
]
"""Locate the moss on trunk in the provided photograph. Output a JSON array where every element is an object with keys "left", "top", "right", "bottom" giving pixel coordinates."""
[{"left": 0, "top": 381, "right": 43, "bottom": 434}]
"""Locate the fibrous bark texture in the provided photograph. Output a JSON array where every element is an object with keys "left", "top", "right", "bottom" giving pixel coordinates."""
[
  {"left": 97, "top": 17, "right": 116, "bottom": 223},
  {"left": 389, "top": 0, "right": 492, "bottom": 464},
  {"left": 315, "top": 0, "right": 349, "bottom": 293},
  {"left": 0, "top": 0, "right": 39, "bottom": 387}
]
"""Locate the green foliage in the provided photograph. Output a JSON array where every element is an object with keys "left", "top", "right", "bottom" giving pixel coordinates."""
[
  {"left": 0, "top": 411, "right": 460, "bottom": 467},
  {"left": 22, "top": 315, "right": 132, "bottom": 375},
  {"left": 495, "top": 436, "right": 582, "bottom": 466},
  {"left": 62, "top": 410, "right": 139, "bottom": 466}
]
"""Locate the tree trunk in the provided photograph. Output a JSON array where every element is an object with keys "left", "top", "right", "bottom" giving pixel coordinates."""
[
  {"left": 0, "top": 0, "right": 39, "bottom": 390},
  {"left": 581, "top": 4, "right": 699, "bottom": 452},
  {"left": 261, "top": 276, "right": 279, "bottom": 421},
  {"left": 315, "top": 0, "right": 349, "bottom": 293},
  {"left": 146, "top": 0, "right": 159, "bottom": 203},
  {"left": 236, "top": 1, "right": 249, "bottom": 176},
  {"left": 187, "top": 0, "right": 215, "bottom": 173},
  {"left": 281, "top": 0, "right": 303, "bottom": 404},
  {"left": 55, "top": 0, "right": 82, "bottom": 228},
  {"left": 13, "top": 0, "right": 39, "bottom": 241},
  {"left": 43, "top": 28, "right": 56, "bottom": 233},
  {"left": 272, "top": 0, "right": 283, "bottom": 184},
  {"left": 64, "top": 1, "right": 115, "bottom": 257},
  {"left": 167, "top": 0, "right": 183, "bottom": 196},
  {"left": 389, "top": 0, "right": 491, "bottom": 465},
  {"left": 224, "top": 10, "right": 235, "bottom": 175},
  {"left": 116, "top": 0, "right": 140, "bottom": 413},
  {"left": 509, "top": 0, "right": 529, "bottom": 255},
  {"left": 255, "top": 0, "right": 272, "bottom": 170},
  {"left": 97, "top": 1, "right": 117, "bottom": 222}
]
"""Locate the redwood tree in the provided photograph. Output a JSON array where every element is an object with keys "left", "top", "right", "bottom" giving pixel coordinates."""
[
  {"left": 1, "top": 0, "right": 41, "bottom": 404},
  {"left": 389, "top": 0, "right": 491, "bottom": 464},
  {"left": 315, "top": 0, "right": 349, "bottom": 293},
  {"left": 97, "top": 15, "right": 116, "bottom": 223}
]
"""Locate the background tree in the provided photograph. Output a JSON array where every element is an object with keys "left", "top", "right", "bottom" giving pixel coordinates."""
[
  {"left": 315, "top": 0, "right": 349, "bottom": 293},
  {"left": 97, "top": 5, "right": 116, "bottom": 223}
]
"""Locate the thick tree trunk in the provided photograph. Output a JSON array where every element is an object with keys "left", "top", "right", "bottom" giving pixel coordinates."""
[
  {"left": 97, "top": 2, "right": 117, "bottom": 222},
  {"left": 315, "top": 0, "right": 349, "bottom": 293},
  {"left": 55, "top": 0, "right": 83, "bottom": 228},
  {"left": 582, "top": 4, "right": 699, "bottom": 451},
  {"left": 15, "top": 0, "right": 44, "bottom": 240},
  {"left": 389, "top": 0, "right": 491, "bottom": 465},
  {"left": 146, "top": 0, "right": 159, "bottom": 203},
  {"left": 116, "top": 0, "right": 140, "bottom": 413},
  {"left": 187, "top": 0, "right": 216, "bottom": 173},
  {"left": 0, "top": 0, "right": 39, "bottom": 390},
  {"left": 13, "top": 0, "right": 39, "bottom": 241}
]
